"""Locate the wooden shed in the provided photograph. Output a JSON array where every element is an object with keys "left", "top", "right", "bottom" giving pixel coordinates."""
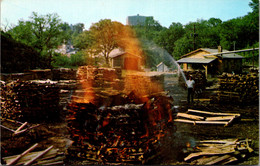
[
  {"left": 109, "top": 48, "right": 142, "bottom": 71},
  {"left": 177, "top": 47, "right": 244, "bottom": 77},
  {"left": 156, "top": 62, "right": 169, "bottom": 72}
]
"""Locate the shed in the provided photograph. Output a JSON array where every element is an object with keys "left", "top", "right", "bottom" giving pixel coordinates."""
[
  {"left": 177, "top": 47, "right": 244, "bottom": 77},
  {"left": 156, "top": 62, "right": 169, "bottom": 72},
  {"left": 109, "top": 48, "right": 142, "bottom": 71}
]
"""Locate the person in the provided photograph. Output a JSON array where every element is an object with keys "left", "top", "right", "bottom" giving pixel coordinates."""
[{"left": 186, "top": 76, "right": 195, "bottom": 103}]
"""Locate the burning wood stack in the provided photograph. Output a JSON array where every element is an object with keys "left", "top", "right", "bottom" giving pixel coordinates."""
[
  {"left": 0, "top": 80, "right": 60, "bottom": 121},
  {"left": 66, "top": 66, "right": 175, "bottom": 164},
  {"left": 217, "top": 73, "right": 259, "bottom": 104}
]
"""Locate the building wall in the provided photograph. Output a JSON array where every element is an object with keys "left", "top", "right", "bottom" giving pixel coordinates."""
[{"left": 112, "top": 54, "right": 140, "bottom": 71}]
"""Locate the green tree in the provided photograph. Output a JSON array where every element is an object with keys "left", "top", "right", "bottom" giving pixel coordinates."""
[
  {"left": 89, "top": 19, "right": 124, "bottom": 66},
  {"left": 8, "top": 12, "right": 65, "bottom": 68},
  {"left": 155, "top": 22, "right": 185, "bottom": 55},
  {"left": 72, "top": 30, "right": 93, "bottom": 50}
]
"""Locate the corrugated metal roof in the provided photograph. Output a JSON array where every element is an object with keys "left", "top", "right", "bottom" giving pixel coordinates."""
[{"left": 177, "top": 58, "right": 217, "bottom": 64}]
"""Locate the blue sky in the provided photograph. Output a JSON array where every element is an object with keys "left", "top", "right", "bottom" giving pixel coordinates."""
[{"left": 1, "top": 0, "right": 252, "bottom": 30}]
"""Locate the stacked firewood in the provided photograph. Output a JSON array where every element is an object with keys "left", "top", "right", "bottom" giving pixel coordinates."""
[
  {"left": 184, "top": 138, "right": 254, "bottom": 165},
  {"left": 1, "top": 80, "right": 60, "bottom": 121},
  {"left": 76, "top": 66, "right": 121, "bottom": 89},
  {"left": 179, "top": 70, "right": 207, "bottom": 91},
  {"left": 52, "top": 68, "right": 77, "bottom": 80},
  {"left": 66, "top": 92, "right": 175, "bottom": 164},
  {"left": 217, "top": 73, "right": 259, "bottom": 104}
]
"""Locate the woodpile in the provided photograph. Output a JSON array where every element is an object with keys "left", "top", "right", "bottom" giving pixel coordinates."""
[
  {"left": 184, "top": 138, "right": 254, "bottom": 165},
  {"left": 3, "top": 143, "right": 65, "bottom": 165},
  {"left": 179, "top": 70, "right": 207, "bottom": 91},
  {"left": 0, "top": 80, "right": 60, "bottom": 121},
  {"left": 66, "top": 92, "right": 175, "bottom": 164},
  {"left": 216, "top": 73, "right": 259, "bottom": 104},
  {"left": 52, "top": 68, "right": 77, "bottom": 80},
  {"left": 77, "top": 66, "right": 122, "bottom": 89},
  {"left": 174, "top": 109, "right": 240, "bottom": 126}
]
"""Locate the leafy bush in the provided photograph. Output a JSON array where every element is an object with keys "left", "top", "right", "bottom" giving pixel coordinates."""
[{"left": 51, "top": 51, "right": 87, "bottom": 68}]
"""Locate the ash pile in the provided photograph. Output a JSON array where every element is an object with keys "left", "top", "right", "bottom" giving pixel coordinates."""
[{"left": 66, "top": 66, "right": 176, "bottom": 165}]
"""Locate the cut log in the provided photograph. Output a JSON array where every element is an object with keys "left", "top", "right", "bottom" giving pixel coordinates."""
[
  {"left": 176, "top": 113, "right": 205, "bottom": 121},
  {"left": 7, "top": 143, "right": 38, "bottom": 165},
  {"left": 187, "top": 109, "right": 240, "bottom": 117},
  {"left": 206, "top": 116, "right": 235, "bottom": 121},
  {"left": 174, "top": 119, "right": 228, "bottom": 125}
]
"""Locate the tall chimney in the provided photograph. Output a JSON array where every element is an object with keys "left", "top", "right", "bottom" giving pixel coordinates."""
[{"left": 218, "top": 46, "right": 222, "bottom": 53}]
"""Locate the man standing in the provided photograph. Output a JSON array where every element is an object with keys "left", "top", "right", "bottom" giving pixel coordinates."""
[{"left": 186, "top": 76, "right": 195, "bottom": 103}]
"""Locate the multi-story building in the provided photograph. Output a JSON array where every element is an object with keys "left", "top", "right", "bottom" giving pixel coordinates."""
[{"left": 126, "top": 14, "right": 153, "bottom": 26}]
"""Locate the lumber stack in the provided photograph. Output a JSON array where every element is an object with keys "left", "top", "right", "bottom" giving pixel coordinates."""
[
  {"left": 184, "top": 138, "right": 254, "bottom": 165},
  {"left": 3, "top": 143, "right": 65, "bottom": 165},
  {"left": 0, "top": 80, "right": 60, "bottom": 121},
  {"left": 217, "top": 73, "right": 259, "bottom": 104},
  {"left": 174, "top": 109, "right": 240, "bottom": 126},
  {"left": 76, "top": 66, "right": 122, "bottom": 89},
  {"left": 66, "top": 92, "right": 175, "bottom": 164}
]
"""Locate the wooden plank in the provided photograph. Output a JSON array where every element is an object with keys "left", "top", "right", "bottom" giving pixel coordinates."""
[
  {"left": 4, "top": 148, "right": 58, "bottom": 164},
  {"left": 24, "top": 145, "right": 53, "bottom": 165},
  {"left": 224, "top": 116, "right": 236, "bottom": 127},
  {"left": 174, "top": 119, "right": 228, "bottom": 125},
  {"left": 176, "top": 113, "right": 205, "bottom": 120},
  {"left": 206, "top": 116, "right": 235, "bottom": 121},
  {"left": 184, "top": 147, "right": 235, "bottom": 161},
  {"left": 43, "top": 161, "right": 64, "bottom": 165},
  {"left": 188, "top": 109, "right": 240, "bottom": 117},
  {"left": 198, "top": 138, "right": 238, "bottom": 145},
  {"left": 195, "top": 156, "right": 219, "bottom": 165},
  {"left": 6, "top": 143, "right": 38, "bottom": 165},
  {"left": 204, "top": 154, "right": 233, "bottom": 165},
  {"left": 33, "top": 156, "right": 65, "bottom": 165},
  {"left": 0, "top": 124, "right": 15, "bottom": 132},
  {"left": 14, "top": 122, "right": 28, "bottom": 133},
  {"left": 220, "top": 156, "right": 238, "bottom": 165}
]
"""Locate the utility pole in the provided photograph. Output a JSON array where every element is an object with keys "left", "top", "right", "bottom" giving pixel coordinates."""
[
  {"left": 193, "top": 24, "right": 196, "bottom": 50},
  {"left": 252, "top": 47, "right": 254, "bottom": 69},
  {"left": 192, "top": 24, "right": 198, "bottom": 50}
]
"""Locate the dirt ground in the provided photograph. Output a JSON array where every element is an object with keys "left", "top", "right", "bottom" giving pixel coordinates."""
[{"left": 1, "top": 75, "right": 259, "bottom": 165}]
